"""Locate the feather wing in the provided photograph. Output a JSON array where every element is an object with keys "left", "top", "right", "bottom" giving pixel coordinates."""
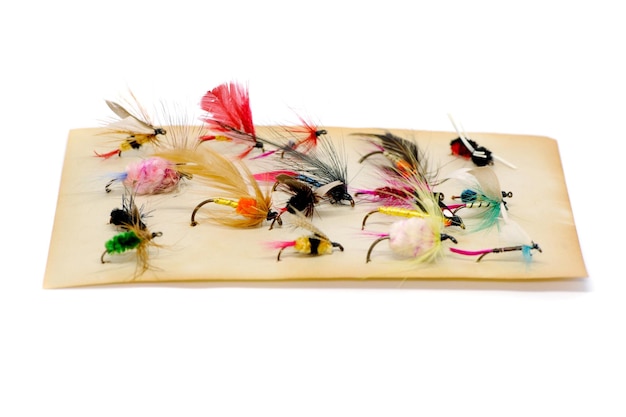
[
  {"left": 200, "top": 81, "right": 256, "bottom": 136},
  {"left": 154, "top": 146, "right": 271, "bottom": 228},
  {"left": 106, "top": 116, "right": 156, "bottom": 135}
]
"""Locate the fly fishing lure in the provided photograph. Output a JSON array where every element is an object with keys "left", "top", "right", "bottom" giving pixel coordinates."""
[
  {"left": 95, "top": 92, "right": 167, "bottom": 159},
  {"left": 446, "top": 167, "right": 513, "bottom": 232},
  {"left": 266, "top": 174, "right": 320, "bottom": 229},
  {"left": 447, "top": 114, "right": 516, "bottom": 169},
  {"left": 252, "top": 115, "right": 327, "bottom": 159},
  {"left": 365, "top": 216, "right": 458, "bottom": 264},
  {"left": 198, "top": 81, "right": 264, "bottom": 158},
  {"left": 354, "top": 132, "right": 463, "bottom": 229},
  {"left": 154, "top": 146, "right": 277, "bottom": 228},
  {"left": 355, "top": 132, "right": 432, "bottom": 178},
  {"left": 286, "top": 115, "right": 327, "bottom": 154},
  {"left": 253, "top": 132, "right": 355, "bottom": 207},
  {"left": 266, "top": 208, "right": 344, "bottom": 261},
  {"left": 450, "top": 242, "right": 542, "bottom": 262},
  {"left": 364, "top": 173, "right": 458, "bottom": 263},
  {"left": 104, "top": 156, "right": 189, "bottom": 195},
  {"left": 353, "top": 131, "right": 442, "bottom": 202},
  {"left": 101, "top": 193, "right": 162, "bottom": 277},
  {"left": 449, "top": 210, "right": 541, "bottom": 262}
]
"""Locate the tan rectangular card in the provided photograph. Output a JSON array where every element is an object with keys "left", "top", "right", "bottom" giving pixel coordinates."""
[{"left": 43, "top": 126, "right": 587, "bottom": 288}]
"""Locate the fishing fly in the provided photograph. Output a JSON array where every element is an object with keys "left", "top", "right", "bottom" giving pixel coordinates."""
[
  {"left": 449, "top": 210, "right": 542, "bottom": 262},
  {"left": 447, "top": 114, "right": 516, "bottom": 169},
  {"left": 364, "top": 173, "right": 458, "bottom": 263},
  {"left": 101, "top": 192, "right": 163, "bottom": 276},
  {"left": 450, "top": 242, "right": 542, "bottom": 262},
  {"left": 104, "top": 156, "right": 190, "bottom": 195},
  {"left": 355, "top": 132, "right": 432, "bottom": 178},
  {"left": 266, "top": 208, "right": 344, "bottom": 261},
  {"left": 354, "top": 131, "right": 463, "bottom": 229},
  {"left": 154, "top": 146, "right": 277, "bottom": 228},
  {"left": 285, "top": 115, "right": 327, "bottom": 154},
  {"left": 95, "top": 92, "right": 167, "bottom": 159},
  {"left": 353, "top": 131, "right": 441, "bottom": 201},
  {"left": 445, "top": 167, "right": 513, "bottom": 232},
  {"left": 252, "top": 114, "right": 327, "bottom": 159},
  {"left": 266, "top": 174, "right": 321, "bottom": 229},
  {"left": 198, "top": 81, "right": 264, "bottom": 159},
  {"left": 253, "top": 133, "right": 355, "bottom": 207}
]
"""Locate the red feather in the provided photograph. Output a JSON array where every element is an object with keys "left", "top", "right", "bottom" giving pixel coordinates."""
[
  {"left": 200, "top": 81, "right": 256, "bottom": 137},
  {"left": 94, "top": 149, "right": 120, "bottom": 159},
  {"left": 287, "top": 115, "right": 325, "bottom": 154}
]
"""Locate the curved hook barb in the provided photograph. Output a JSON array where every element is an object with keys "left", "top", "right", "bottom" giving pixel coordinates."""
[
  {"left": 358, "top": 149, "right": 384, "bottom": 164},
  {"left": 366, "top": 235, "right": 390, "bottom": 263},
  {"left": 190, "top": 198, "right": 217, "bottom": 226},
  {"left": 361, "top": 210, "right": 380, "bottom": 230}
]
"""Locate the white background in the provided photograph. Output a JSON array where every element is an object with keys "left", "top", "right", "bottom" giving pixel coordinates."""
[{"left": 1, "top": 1, "right": 623, "bottom": 416}]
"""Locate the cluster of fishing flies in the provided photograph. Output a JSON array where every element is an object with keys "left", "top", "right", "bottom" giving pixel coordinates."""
[{"left": 97, "top": 82, "right": 541, "bottom": 277}]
